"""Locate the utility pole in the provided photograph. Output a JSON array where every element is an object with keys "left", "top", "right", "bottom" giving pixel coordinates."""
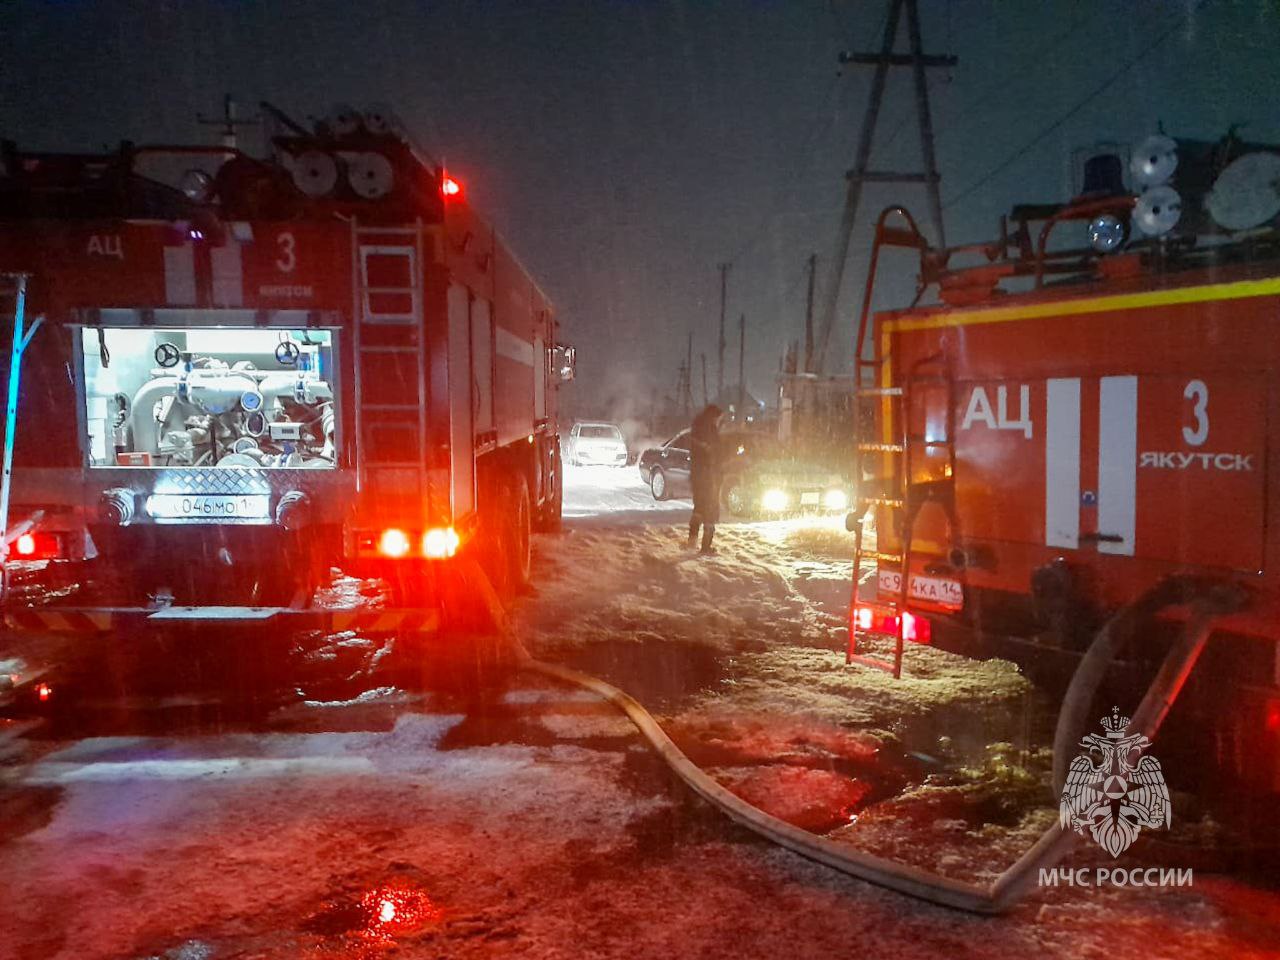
[
  {"left": 684, "top": 331, "right": 694, "bottom": 415},
  {"left": 812, "top": 0, "right": 955, "bottom": 376},
  {"left": 700, "top": 353, "right": 708, "bottom": 408},
  {"left": 198, "top": 95, "right": 259, "bottom": 150},
  {"left": 716, "top": 262, "right": 730, "bottom": 400},
  {"left": 803, "top": 252, "right": 817, "bottom": 374},
  {"left": 737, "top": 313, "right": 746, "bottom": 420}
]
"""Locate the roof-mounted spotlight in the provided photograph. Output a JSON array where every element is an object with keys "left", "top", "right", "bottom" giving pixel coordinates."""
[
  {"left": 1087, "top": 213, "right": 1128, "bottom": 253},
  {"left": 180, "top": 168, "right": 215, "bottom": 203}
]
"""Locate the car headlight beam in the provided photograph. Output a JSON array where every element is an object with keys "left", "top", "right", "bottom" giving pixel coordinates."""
[
  {"left": 761, "top": 488, "right": 789, "bottom": 512},
  {"left": 823, "top": 489, "right": 849, "bottom": 511}
]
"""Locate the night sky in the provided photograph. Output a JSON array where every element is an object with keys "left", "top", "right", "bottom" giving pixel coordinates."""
[{"left": 3, "top": 1, "right": 1277, "bottom": 420}]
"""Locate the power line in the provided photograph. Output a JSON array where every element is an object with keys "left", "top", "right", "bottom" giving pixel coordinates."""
[
  {"left": 944, "top": 0, "right": 1209, "bottom": 212},
  {"left": 878, "top": 7, "right": 1099, "bottom": 158}
]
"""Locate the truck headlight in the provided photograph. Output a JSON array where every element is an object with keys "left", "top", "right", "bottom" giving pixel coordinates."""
[
  {"left": 823, "top": 489, "right": 848, "bottom": 511},
  {"left": 761, "top": 488, "right": 789, "bottom": 512}
]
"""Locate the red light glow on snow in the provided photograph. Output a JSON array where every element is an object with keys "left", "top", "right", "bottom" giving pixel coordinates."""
[{"left": 358, "top": 881, "right": 443, "bottom": 940}]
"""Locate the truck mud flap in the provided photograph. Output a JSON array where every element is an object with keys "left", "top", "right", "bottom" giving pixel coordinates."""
[{"left": 4, "top": 607, "right": 440, "bottom": 634}]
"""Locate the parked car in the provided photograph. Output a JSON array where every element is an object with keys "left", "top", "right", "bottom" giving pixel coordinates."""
[
  {"left": 637, "top": 429, "right": 692, "bottom": 499},
  {"left": 565, "top": 421, "right": 629, "bottom": 466},
  {"left": 639, "top": 430, "right": 852, "bottom": 515},
  {"left": 718, "top": 433, "right": 853, "bottom": 517}
]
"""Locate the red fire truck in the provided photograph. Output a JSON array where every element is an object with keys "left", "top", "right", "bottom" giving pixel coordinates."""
[
  {"left": 846, "top": 134, "right": 1280, "bottom": 790},
  {"left": 0, "top": 105, "right": 573, "bottom": 634}
]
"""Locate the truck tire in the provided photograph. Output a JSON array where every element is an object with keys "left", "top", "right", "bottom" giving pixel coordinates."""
[
  {"left": 508, "top": 472, "right": 532, "bottom": 589},
  {"left": 536, "top": 446, "right": 564, "bottom": 532},
  {"left": 480, "top": 470, "right": 532, "bottom": 600}
]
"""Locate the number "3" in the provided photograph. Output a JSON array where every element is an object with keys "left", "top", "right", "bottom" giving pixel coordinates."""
[
  {"left": 1182, "top": 379, "right": 1208, "bottom": 447},
  {"left": 275, "top": 231, "right": 296, "bottom": 273}
]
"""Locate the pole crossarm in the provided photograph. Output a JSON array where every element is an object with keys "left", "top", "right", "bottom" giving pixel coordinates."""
[{"left": 838, "top": 52, "right": 957, "bottom": 67}]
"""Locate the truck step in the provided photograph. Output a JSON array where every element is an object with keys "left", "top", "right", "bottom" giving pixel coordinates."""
[
  {"left": 846, "top": 652, "right": 900, "bottom": 675},
  {"left": 149, "top": 606, "right": 280, "bottom": 621},
  {"left": 858, "top": 550, "right": 903, "bottom": 564},
  {"left": 857, "top": 387, "right": 903, "bottom": 397},
  {"left": 858, "top": 442, "right": 903, "bottom": 453}
]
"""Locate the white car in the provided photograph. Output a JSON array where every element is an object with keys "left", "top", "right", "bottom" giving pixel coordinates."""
[{"left": 567, "top": 422, "right": 628, "bottom": 466}]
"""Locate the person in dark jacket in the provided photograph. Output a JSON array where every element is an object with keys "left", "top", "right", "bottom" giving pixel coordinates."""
[{"left": 688, "top": 404, "right": 722, "bottom": 554}]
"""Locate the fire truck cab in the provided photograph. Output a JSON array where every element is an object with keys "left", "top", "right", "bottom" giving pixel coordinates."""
[{"left": 0, "top": 106, "right": 571, "bottom": 631}]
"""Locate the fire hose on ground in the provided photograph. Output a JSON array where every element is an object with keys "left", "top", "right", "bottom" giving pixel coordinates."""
[{"left": 466, "top": 561, "right": 1247, "bottom": 915}]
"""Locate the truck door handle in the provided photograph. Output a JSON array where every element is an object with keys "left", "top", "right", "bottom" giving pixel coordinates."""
[{"left": 1081, "top": 532, "right": 1124, "bottom": 543}]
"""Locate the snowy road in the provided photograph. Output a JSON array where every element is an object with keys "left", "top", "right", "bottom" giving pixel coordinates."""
[
  {"left": 1, "top": 467, "right": 1277, "bottom": 958},
  {"left": 562, "top": 463, "right": 690, "bottom": 522}
]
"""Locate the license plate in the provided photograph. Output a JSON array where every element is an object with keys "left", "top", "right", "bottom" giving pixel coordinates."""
[
  {"left": 800, "top": 491, "right": 821, "bottom": 505},
  {"left": 878, "top": 569, "right": 964, "bottom": 608},
  {"left": 146, "top": 494, "right": 271, "bottom": 521}
]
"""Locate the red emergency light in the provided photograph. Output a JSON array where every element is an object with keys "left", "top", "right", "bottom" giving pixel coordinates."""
[
  {"left": 441, "top": 176, "right": 462, "bottom": 198},
  {"left": 11, "top": 531, "right": 61, "bottom": 560}
]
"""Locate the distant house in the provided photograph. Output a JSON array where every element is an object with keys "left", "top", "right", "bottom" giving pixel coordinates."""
[{"left": 712, "top": 384, "right": 765, "bottom": 424}]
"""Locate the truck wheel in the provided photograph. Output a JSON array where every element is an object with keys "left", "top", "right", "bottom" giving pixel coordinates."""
[
  {"left": 650, "top": 467, "right": 669, "bottom": 501},
  {"left": 508, "top": 473, "right": 532, "bottom": 589},
  {"left": 535, "top": 447, "right": 564, "bottom": 532}
]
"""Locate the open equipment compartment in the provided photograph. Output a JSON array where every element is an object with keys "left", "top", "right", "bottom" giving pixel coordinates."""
[{"left": 81, "top": 326, "right": 338, "bottom": 472}]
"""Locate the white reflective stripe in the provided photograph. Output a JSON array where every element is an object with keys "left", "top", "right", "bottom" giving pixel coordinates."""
[
  {"left": 534, "top": 336, "right": 546, "bottom": 416},
  {"left": 495, "top": 327, "right": 534, "bottom": 366},
  {"left": 210, "top": 244, "right": 244, "bottom": 306},
  {"left": 1045, "top": 378, "right": 1081, "bottom": 549},
  {"left": 1097, "top": 375, "right": 1138, "bottom": 555},
  {"left": 164, "top": 244, "right": 197, "bottom": 305}
]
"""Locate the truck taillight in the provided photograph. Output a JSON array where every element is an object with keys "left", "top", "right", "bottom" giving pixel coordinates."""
[
  {"left": 378, "top": 528, "right": 412, "bottom": 559},
  {"left": 851, "top": 604, "right": 931, "bottom": 644},
  {"left": 901, "top": 610, "right": 930, "bottom": 643},
  {"left": 421, "top": 527, "right": 460, "bottom": 559},
  {"left": 12, "top": 532, "right": 61, "bottom": 560}
]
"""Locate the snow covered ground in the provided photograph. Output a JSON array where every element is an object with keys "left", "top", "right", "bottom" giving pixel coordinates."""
[
  {"left": 0, "top": 465, "right": 1277, "bottom": 958},
  {"left": 562, "top": 463, "right": 689, "bottom": 522}
]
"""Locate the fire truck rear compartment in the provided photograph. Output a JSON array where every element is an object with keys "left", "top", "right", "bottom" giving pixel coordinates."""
[{"left": 82, "top": 327, "right": 337, "bottom": 472}]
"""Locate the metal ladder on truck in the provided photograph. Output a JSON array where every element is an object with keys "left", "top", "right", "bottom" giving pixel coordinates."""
[
  {"left": 352, "top": 222, "right": 431, "bottom": 519},
  {"left": 0, "top": 274, "right": 45, "bottom": 571},
  {"left": 846, "top": 208, "right": 962, "bottom": 678}
]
